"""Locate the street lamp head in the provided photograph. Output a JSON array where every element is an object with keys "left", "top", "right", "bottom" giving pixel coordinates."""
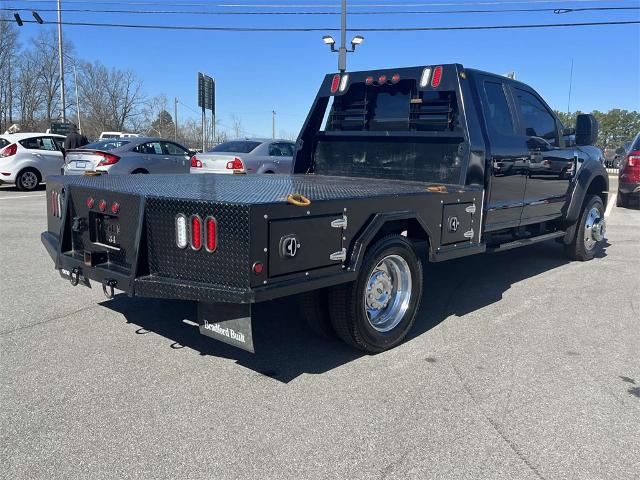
[
  {"left": 13, "top": 12, "right": 23, "bottom": 26},
  {"left": 351, "top": 35, "right": 364, "bottom": 49},
  {"left": 322, "top": 35, "right": 336, "bottom": 46},
  {"left": 32, "top": 11, "right": 44, "bottom": 24}
]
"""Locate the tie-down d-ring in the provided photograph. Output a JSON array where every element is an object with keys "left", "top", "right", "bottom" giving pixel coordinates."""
[
  {"left": 102, "top": 279, "right": 117, "bottom": 299},
  {"left": 70, "top": 268, "right": 80, "bottom": 286}
]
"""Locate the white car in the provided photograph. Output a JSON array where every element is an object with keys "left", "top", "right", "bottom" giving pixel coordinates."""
[{"left": 0, "top": 133, "right": 66, "bottom": 191}]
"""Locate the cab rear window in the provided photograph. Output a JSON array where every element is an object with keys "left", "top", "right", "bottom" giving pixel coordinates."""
[{"left": 325, "top": 79, "right": 459, "bottom": 132}]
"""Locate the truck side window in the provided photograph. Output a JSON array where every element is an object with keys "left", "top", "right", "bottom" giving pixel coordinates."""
[
  {"left": 482, "top": 81, "right": 514, "bottom": 138},
  {"left": 514, "top": 88, "right": 558, "bottom": 145}
]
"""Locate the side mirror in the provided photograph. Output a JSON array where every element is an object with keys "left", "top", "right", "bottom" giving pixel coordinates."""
[{"left": 575, "top": 114, "right": 598, "bottom": 146}]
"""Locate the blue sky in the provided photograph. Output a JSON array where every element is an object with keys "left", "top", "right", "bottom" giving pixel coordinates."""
[{"left": 10, "top": 0, "right": 640, "bottom": 137}]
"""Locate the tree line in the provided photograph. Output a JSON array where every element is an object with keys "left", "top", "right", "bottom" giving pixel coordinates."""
[{"left": 555, "top": 110, "right": 640, "bottom": 150}]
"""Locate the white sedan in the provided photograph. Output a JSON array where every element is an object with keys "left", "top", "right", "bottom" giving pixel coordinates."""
[{"left": 0, "top": 133, "right": 66, "bottom": 191}]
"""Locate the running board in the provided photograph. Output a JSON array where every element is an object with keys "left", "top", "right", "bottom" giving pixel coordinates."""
[{"left": 487, "top": 231, "right": 566, "bottom": 253}]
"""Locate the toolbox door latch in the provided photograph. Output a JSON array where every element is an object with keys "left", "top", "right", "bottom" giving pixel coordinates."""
[
  {"left": 465, "top": 204, "right": 476, "bottom": 214},
  {"left": 331, "top": 215, "right": 348, "bottom": 230},
  {"left": 329, "top": 248, "right": 347, "bottom": 262},
  {"left": 463, "top": 228, "right": 474, "bottom": 239}
]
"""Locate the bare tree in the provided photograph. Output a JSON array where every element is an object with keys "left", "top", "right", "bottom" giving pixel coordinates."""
[
  {"left": 0, "top": 16, "right": 20, "bottom": 132},
  {"left": 230, "top": 114, "right": 245, "bottom": 139}
]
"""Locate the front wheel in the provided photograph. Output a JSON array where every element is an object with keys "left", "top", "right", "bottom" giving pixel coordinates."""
[
  {"left": 328, "top": 235, "right": 423, "bottom": 353},
  {"left": 564, "top": 195, "right": 606, "bottom": 261}
]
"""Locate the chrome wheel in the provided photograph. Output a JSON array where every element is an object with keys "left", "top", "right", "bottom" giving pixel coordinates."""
[
  {"left": 364, "top": 254, "right": 412, "bottom": 333},
  {"left": 584, "top": 206, "right": 605, "bottom": 251},
  {"left": 20, "top": 171, "right": 38, "bottom": 190}
]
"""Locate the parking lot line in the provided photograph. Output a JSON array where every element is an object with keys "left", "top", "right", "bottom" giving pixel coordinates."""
[
  {"left": 605, "top": 192, "right": 616, "bottom": 217},
  {"left": 0, "top": 194, "right": 46, "bottom": 200}
]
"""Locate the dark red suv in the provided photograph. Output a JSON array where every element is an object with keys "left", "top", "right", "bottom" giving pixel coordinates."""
[{"left": 618, "top": 132, "right": 640, "bottom": 208}]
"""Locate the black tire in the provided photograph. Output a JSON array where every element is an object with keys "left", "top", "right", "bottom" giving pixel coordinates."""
[
  {"left": 131, "top": 169, "right": 149, "bottom": 174},
  {"left": 564, "top": 195, "right": 605, "bottom": 261},
  {"left": 327, "top": 235, "right": 423, "bottom": 353},
  {"left": 16, "top": 168, "right": 41, "bottom": 191},
  {"left": 299, "top": 288, "right": 335, "bottom": 338}
]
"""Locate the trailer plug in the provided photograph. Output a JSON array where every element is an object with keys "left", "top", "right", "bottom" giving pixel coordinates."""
[
  {"left": 102, "top": 279, "right": 117, "bottom": 299},
  {"left": 286, "top": 193, "right": 311, "bottom": 207}
]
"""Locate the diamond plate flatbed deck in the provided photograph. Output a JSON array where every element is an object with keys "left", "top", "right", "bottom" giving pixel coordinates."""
[{"left": 52, "top": 173, "right": 463, "bottom": 204}]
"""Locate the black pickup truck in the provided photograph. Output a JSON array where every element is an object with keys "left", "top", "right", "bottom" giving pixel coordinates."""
[{"left": 42, "top": 64, "right": 608, "bottom": 353}]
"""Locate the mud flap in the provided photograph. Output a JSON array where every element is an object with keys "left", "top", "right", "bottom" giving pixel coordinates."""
[{"left": 197, "top": 302, "right": 254, "bottom": 353}]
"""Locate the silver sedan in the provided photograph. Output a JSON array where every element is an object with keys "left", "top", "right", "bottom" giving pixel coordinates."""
[
  {"left": 63, "top": 137, "right": 192, "bottom": 175},
  {"left": 190, "top": 139, "right": 295, "bottom": 175}
]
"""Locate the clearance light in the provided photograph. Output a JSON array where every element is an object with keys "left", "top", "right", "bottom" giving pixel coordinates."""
[
  {"left": 191, "top": 215, "right": 202, "bottom": 250},
  {"left": 98, "top": 199, "right": 107, "bottom": 212},
  {"left": 111, "top": 202, "right": 120, "bottom": 215},
  {"left": 330, "top": 74, "right": 340, "bottom": 93},
  {"left": 420, "top": 67, "right": 432, "bottom": 87},
  {"left": 391, "top": 73, "right": 400, "bottom": 84},
  {"left": 51, "top": 191, "right": 58, "bottom": 217},
  {"left": 175, "top": 214, "right": 188, "bottom": 249},
  {"left": 431, "top": 66, "right": 443, "bottom": 88},
  {"left": 339, "top": 74, "right": 349, "bottom": 92},
  {"left": 365, "top": 76, "right": 373, "bottom": 85},
  {"left": 378, "top": 75, "right": 387, "bottom": 84},
  {"left": 86, "top": 197, "right": 94, "bottom": 209},
  {"left": 205, "top": 217, "right": 217, "bottom": 252}
]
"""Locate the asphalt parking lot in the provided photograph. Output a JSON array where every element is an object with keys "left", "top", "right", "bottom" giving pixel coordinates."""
[{"left": 1, "top": 178, "right": 638, "bottom": 480}]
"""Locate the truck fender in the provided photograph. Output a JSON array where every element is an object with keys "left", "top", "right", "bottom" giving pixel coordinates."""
[
  {"left": 563, "top": 165, "right": 608, "bottom": 244},
  {"left": 347, "top": 211, "right": 433, "bottom": 272}
]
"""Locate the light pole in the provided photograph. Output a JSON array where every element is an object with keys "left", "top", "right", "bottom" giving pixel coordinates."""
[
  {"left": 57, "top": 0, "right": 66, "bottom": 123},
  {"left": 321, "top": 0, "right": 364, "bottom": 73}
]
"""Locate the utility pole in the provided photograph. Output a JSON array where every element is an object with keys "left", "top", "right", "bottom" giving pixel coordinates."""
[
  {"left": 72, "top": 62, "right": 80, "bottom": 133},
  {"left": 272, "top": 110, "right": 276, "bottom": 139},
  {"left": 339, "top": 0, "right": 347, "bottom": 73},
  {"left": 57, "top": 0, "right": 66, "bottom": 123},
  {"left": 174, "top": 97, "right": 178, "bottom": 141}
]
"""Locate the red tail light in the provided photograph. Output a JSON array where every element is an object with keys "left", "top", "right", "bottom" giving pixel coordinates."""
[
  {"left": 391, "top": 73, "right": 400, "bottom": 83},
  {"left": 111, "top": 202, "right": 120, "bottom": 214},
  {"left": 191, "top": 156, "right": 202, "bottom": 168},
  {"left": 98, "top": 199, "right": 107, "bottom": 212},
  {"left": 205, "top": 217, "right": 217, "bottom": 252},
  {"left": 51, "top": 191, "right": 58, "bottom": 217},
  {"left": 96, "top": 152, "right": 120, "bottom": 167},
  {"left": 431, "top": 66, "right": 443, "bottom": 87},
  {"left": 226, "top": 157, "right": 244, "bottom": 171},
  {"left": 622, "top": 151, "right": 640, "bottom": 182},
  {"left": 191, "top": 215, "right": 202, "bottom": 250},
  {"left": 86, "top": 197, "right": 94, "bottom": 209},
  {"left": 330, "top": 74, "right": 341, "bottom": 93},
  {"left": 0, "top": 143, "right": 17, "bottom": 157},
  {"left": 378, "top": 75, "right": 387, "bottom": 84},
  {"left": 365, "top": 76, "right": 374, "bottom": 85}
]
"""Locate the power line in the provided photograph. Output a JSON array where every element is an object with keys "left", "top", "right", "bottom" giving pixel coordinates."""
[
  {"left": 1, "top": 18, "right": 638, "bottom": 30},
  {"left": 4, "top": 0, "right": 629, "bottom": 8},
  {"left": 3, "top": 5, "right": 638, "bottom": 15}
]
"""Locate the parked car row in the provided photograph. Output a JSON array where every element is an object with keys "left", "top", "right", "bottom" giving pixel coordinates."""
[{"left": 0, "top": 132, "right": 295, "bottom": 191}]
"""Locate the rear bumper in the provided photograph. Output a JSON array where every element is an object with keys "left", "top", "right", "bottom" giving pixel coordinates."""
[
  {"left": 41, "top": 231, "right": 354, "bottom": 304},
  {"left": 618, "top": 182, "right": 640, "bottom": 196}
]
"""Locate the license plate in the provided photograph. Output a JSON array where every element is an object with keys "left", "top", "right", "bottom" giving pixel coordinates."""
[
  {"left": 75, "top": 161, "right": 87, "bottom": 169},
  {"left": 96, "top": 215, "right": 121, "bottom": 248}
]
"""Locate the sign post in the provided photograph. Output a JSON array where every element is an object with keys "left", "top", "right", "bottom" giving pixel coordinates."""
[{"left": 198, "top": 73, "right": 216, "bottom": 151}]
